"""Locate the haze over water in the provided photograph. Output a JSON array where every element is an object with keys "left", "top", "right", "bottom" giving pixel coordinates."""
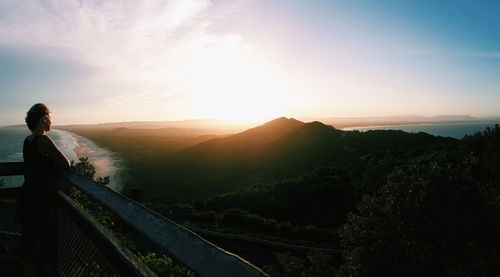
[{"left": 343, "top": 121, "right": 500, "bottom": 139}]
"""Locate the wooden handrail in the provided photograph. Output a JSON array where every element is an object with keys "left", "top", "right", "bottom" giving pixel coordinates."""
[
  {"left": 57, "top": 192, "right": 156, "bottom": 277},
  {"left": 0, "top": 162, "right": 23, "bottom": 176},
  {"left": 62, "top": 170, "right": 268, "bottom": 277},
  {"left": 0, "top": 162, "right": 268, "bottom": 277}
]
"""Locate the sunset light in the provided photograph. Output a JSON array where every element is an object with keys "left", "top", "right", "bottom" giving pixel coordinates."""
[
  {"left": 1, "top": 1, "right": 499, "bottom": 125},
  {"left": 189, "top": 56, "right": 289, "bottom": 122},
  {"left": 1, "top": 1, "right": 500, "bottom": 276}
]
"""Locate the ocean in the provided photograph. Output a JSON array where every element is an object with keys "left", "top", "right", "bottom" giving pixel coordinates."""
[
  {"left": 0, "top": 125, "right": 124, "bottom": 190},
  {"left": 342, "top": 121, "right": 500, "bottom": 139}
]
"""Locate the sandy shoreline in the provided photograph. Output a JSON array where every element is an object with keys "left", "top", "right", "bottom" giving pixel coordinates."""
[
  {"left": 67, "top": 132, "right": 124, "bottom": 192},
  {"left": 73, "top": 139, "right": 94, "bottom": 159}
]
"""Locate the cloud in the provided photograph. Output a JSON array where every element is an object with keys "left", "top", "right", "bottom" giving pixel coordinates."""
[
  {"left": 0, "top": 44, "right": 93, "bottom": 82},
  {"left": 0, "top": 0, "right": 257, "bottom": 110}
]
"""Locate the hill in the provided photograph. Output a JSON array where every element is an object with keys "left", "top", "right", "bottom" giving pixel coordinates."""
[
  {"left": 176, "top": 117, "right": 305, "bottom": 161},
  {"left": 127, "top": 117, "right": 448, "bottom": 202},
  {"left": 58, "top": 119, "right": 254, "bottom": 133},
  {"left": 65, "top": 119, "right": 500, "bottom": 275}
]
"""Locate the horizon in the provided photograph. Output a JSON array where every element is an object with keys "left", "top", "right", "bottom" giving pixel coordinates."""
[
  {"left": 2, "top": 113, "right": 499, "bottom": 129},
  {"left": 1, "top": 1, "right": 500, "bottom": 126}
]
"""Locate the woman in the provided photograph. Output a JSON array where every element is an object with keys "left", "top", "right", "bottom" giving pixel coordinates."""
[{"left": 20, "top": 103, "right": 71, "bottom": 276}]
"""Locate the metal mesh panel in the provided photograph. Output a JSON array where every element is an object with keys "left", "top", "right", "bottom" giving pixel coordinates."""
[
  {"left": 1, "top": 163, "right": 266, "bottom": 277},
  {"left": 0, "top": 200, "right": 22, "bottom": 265},
  {"left": 57, "top": 205, "right": 120, "bottom": 277},
  {"left": 0, "top": 200, "right": 22, "bottom": 235},
  {"left": 0, "top": 195, "right": 124, "bottom": 277}
]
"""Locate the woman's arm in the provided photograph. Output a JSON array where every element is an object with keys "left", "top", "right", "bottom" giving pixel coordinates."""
[{"left": 37, "top": 135, "right": 71, "bottom": 170}]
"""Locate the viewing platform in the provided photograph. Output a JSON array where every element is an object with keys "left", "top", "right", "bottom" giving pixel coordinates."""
[{"left": 0, "top": 162, "right": 268, "bottom": 276}]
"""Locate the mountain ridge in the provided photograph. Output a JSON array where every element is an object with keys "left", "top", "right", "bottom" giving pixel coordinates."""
[{"left": 142, "top": 117, "right": 445, "bottom": 202}]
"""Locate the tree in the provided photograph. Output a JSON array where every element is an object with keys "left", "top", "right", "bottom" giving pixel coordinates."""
[
  {"left": 71, "top": 157, "right": 110, "bottom": 185},
  {"left": 95, "top": 176, "right": 110, "bottom": 186},
  {"left": 339, "top": 149, "right": 500, "bottom": 276}
]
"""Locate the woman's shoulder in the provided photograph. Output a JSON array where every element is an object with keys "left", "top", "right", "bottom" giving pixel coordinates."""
[
  {"left": 24, "top": 134, "right": 54, "bottom": 153},
  {"left": 25, "top": 134, "right": 39, "bottom": 145},
  {"left": 34, "top": 134, "right": 54, "bottom": 147},
  {"left": 25, "top": 134, "right": 50, "bottom": 142},
  {"left": 25, "top": 134, "right": 34, "bottom": 142},
  {"left": 35, "top": 135, "right": 60, "bottom": 156}
]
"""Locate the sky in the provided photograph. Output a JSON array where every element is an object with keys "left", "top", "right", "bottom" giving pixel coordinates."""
[{"left": 0, "top": 0, "right": 499, "bottom": 125}]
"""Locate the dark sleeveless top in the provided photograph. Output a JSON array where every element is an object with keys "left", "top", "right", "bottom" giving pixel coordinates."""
[
  {"left": 20, "top": 135, "right": 59, "bottom": 219},
  {"left": 20, "top": 134, "right": 60, "bottom": 272}
]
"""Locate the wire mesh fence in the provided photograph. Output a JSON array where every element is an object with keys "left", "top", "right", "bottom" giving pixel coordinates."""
[
  {"left": 0, "top": 188, "right": 143, "bottom": 276},
  {"left": 57, "top": 204, "right": 120, "bottom": 277},
  {"left": 1, "top": 163, "right": 268, "bottom": 277},
  {"left": 0, "top": 197, "right": 22, "bottom": 266}
]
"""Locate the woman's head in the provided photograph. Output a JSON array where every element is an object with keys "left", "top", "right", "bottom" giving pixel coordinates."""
[{"left": 26, "top": 103, "right": 51, "bottom": 132}]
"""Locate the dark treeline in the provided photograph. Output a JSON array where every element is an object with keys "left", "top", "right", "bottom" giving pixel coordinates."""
[
  {"left": 339, "top": 125, "right": 500, "bottom": 276},
  {"left": 65, "top": 119, "right": 500, "bottom": 276}
]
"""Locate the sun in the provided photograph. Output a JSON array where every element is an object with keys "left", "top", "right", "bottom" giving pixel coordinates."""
[{"left": 188, "top": 55, "right": 290, "bottom": 123}]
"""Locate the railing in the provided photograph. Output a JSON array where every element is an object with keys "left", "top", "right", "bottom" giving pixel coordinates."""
[{"left": 0, "top": 162, "right": 268, "bottom": 277}]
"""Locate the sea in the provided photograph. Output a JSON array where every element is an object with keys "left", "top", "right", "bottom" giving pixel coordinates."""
[
  {"left": 0, "top": 125, "right": 124, "bottom": 190},
  {"left": 342, "top": 121, "right": 500, "bottom": 139}
]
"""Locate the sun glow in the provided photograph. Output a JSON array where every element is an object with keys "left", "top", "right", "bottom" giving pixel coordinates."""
[{"left": 188, "top": 56, "right": 290, "bottom": 122}]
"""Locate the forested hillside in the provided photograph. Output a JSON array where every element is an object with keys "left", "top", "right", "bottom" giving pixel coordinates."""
[
  {"left": 66, "top": 118, "right": 500, "bottom": 276},
  {"left": 118, "top": 117, "right": 450, "bottom": 202}
]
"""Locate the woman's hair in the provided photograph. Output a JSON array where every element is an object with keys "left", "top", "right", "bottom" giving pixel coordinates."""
[{"left": 26, "top": 103, "right": 50, "bottom": 131}]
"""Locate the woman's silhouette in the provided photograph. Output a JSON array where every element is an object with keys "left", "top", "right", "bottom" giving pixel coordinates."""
[{"left": 19, "top": 103, "right": 71, "bottom": 276}]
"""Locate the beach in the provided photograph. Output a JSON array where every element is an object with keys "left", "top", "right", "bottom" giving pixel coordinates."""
[{"left": 50, "top": 129, "right": 125, "bottom": 192}]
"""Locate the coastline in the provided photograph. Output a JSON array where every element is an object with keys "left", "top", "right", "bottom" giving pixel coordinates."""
[
  {"left": 336, "top": 120, "right": 495, "bottom": 130},
  {"left": 52, "top": 129, "right": 125, "bottom": 192},
  {"left": 340, "top": 120, "right": 500, "bottom": 138},
  {"left": 340, "top": 121, "right": 472, "bottom": 131},
  {"left": 73, "top": 138, "right": 94, "bottom": 160}
]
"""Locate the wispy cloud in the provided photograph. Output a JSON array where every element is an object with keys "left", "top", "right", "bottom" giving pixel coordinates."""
[{"left": 0, "top": 0, "right": 257, "bottom": 109}]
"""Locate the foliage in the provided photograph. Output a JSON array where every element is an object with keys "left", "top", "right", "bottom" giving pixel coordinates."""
[
  {"left": 67, "top": 185, "right": 197, "bottom": 275},
  {"left": 267, "top": 251, "right": 338, "bottom": 277},
  {"left": 95, "top": 176, "right": 110, "bottom": 185},
  {"left": 71, "top": 157, "right": 110, "bottom": 185},
  {"left": 147, "top": 201, "right": 337, "bottom": 247},
  {"left": 67, "top": 120, "right": 447, "bottom": 203},
  {"left": 64, "top": 156, "right": 133, "bottom": 251},
  {"left": 216, "top": 208, "right": 338, "bottom": 244},
  {"left": 68, "top": 157, "right": 194, "bottom": 275},
  {"left": 64, "top": 121, "right": 500, "bottom": 276},
  {"left": 138, "top": 253, "right": 196, "bottom": 277},
  {"left": 122, "top": 186, "right": 145, "bottom": 202},
  {"left": 339, "top": 125, "right": 500, "bottom": 276},
  {"left": 71, "top": 157, "right": 95, "bottom": 179},
  {"left": 200, "top": 166, "right": 354, "bottom": 229}
]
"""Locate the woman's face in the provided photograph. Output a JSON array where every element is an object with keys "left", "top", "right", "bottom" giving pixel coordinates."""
[{"left": 43, "top": 113, "right": 52, "bottom": 131}]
